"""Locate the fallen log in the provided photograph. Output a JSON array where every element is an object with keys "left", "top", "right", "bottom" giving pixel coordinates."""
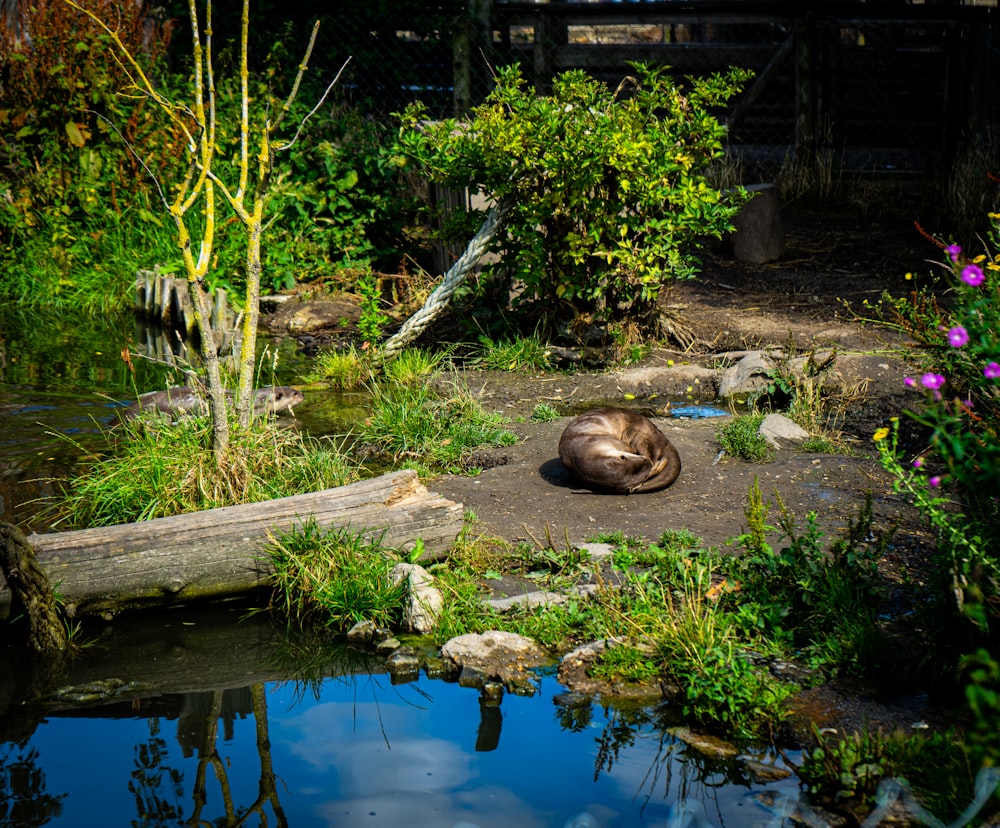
[{"left": 0, "top": 470, "right": 463, "bottom": 620}]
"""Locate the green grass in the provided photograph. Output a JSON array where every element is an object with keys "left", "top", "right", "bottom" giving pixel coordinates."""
[
  {"left": 358, "top": 380, "right": 517, "bottom": 474},
  {"left": 716, "top": 414, "right": 773, "bottom": 463},
  {"left": 470, "top": 334, "right": 552, "bottom": 371},
  {"left": 266, "top": 521, "right": 407, "bottom": 631},
  {"left": 54, "top": 412, "right": 358, "bottom": 527}
]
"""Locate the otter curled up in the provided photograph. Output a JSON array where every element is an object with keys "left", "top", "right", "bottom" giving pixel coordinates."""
[{"left": 558, "top": 407, "right": 681, "bottom": 493}]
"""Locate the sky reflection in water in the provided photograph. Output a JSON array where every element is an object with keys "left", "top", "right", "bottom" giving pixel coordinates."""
[{"left": 6, "top": 672, "right": 800, "bottom": 828}]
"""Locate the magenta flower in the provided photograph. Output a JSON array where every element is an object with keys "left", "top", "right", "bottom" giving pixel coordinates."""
[
  {"left": 985, "top": 361, "right": 1000, "bottom": 380},
  {"left": 947, "top": 326, "right": 969, "bottom": 348},
  {"left": 921, "top": 372, "right": 945, "bottom": 390},
  {"left": 929, "top": 476, "right": 942, "bottom": 488},
  {"left": 903, "top": 376, "right": 915, "bottom": 388},
  {"left": 912, "top": 457, "right": 924, "bottom": 469},
  {"left": 961, "top": 264, "right": 985, "bottom": 287},
  {"left": 945, "top": 244, "right": 962, "bottom": 263}
]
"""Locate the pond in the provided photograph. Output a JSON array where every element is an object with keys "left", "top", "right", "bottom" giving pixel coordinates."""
[
  {"left": 0, "top": 602, "right": 804, "bottom": 828},
  {"left": 0, "top": 310, "right": 830, "bottom": 828}
]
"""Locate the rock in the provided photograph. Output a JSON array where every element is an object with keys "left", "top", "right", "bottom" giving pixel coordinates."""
[
  {"left": 346, "top": 619, "right": 378, "bottom": 646},
  {"left": 486, "top": 584, "right": 599, "bottom": 613},
  {"left": 386, "top": 647, "right": 421, "bottom": 683},
  {"left": 486, "top": 590, "right": 565, "bottom": 612},
  {"left": 717, "top": 351, "right": 775, "bottom": 400},
  {"left": 390, "top": 562, "right": 443, "bottom": 634},
  {"left": 556, "top": 638, "right": 662, "bottom": 699},
  {"left": 668, "top": 726, "right": 740, "bottom": 759},
  {"left": 740, "top": 757, "right": 793, "bottom": 783},
  {"left": 375, "top": 636, "right": 401, "bottom": 654},
  {"left": 758, "top": 412, "right": 810, "bottom": 449},
  {"left": 440, "top": 630, "right": 550, "bottom": 688},
  {"left": 577, "top": 542, "right": 615, "bottom": 563},
  {"left": 267, "top": 297, "right": 361, "bottom": 335}
]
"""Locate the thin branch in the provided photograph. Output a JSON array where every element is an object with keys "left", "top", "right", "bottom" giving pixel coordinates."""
[
  {"left": 278, "top": 57, "right": 352, "bottom": 154},
  {"left": 84, "top": 109, "right": 168, "bottom": 209},
  {"left": 270, "top": 19, "right": 321, "bottom": 138}
]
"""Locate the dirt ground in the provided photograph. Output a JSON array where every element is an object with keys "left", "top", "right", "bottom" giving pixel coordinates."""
[
  {"left": 410, "top": 202, "right": 958, "bottom": 743},
  {"left": 422, "top": 203, "right": 936, "bottom": 577}
]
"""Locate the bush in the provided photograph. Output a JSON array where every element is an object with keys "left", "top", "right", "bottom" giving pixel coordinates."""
[{"left": 396, "top": 62, "right": 752, "bottom": 337}]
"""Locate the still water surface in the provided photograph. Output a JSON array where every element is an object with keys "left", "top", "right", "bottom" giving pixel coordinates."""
[
  {"left": 0, "top": 310, "right": 804, "bottom": 828},
  {"left": 5, "top": 665, "right": 800, "bottom": 828}
]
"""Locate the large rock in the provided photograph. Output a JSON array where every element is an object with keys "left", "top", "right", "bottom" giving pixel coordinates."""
[
  {"left": 730, "top": 183, "right": 785, "bottom": 264},
  {"left": 758, "top": 412, "right": 810, "bottom": 449},
  {"left": 439, "top": 630, "right": 550, "bottom": 688},
  {"left": 717, "top": 351, "right": 776, "bottom": 400}
]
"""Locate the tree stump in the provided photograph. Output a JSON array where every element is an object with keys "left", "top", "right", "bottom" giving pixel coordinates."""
[
  {"left": 0, "top": 522, "right": 68, "bottom": 654},
  {"left": 730, "top": 183, "right": 785, "bottom": 264}
]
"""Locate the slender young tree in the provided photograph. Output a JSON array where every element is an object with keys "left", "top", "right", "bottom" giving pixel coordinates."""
[{"left": 63, "top": 0, "right": 341, "bottom": 459}]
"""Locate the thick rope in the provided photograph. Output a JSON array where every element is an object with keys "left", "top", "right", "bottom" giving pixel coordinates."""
[{"left": 381, "top": 196, "right": 511, "bottom": 360}]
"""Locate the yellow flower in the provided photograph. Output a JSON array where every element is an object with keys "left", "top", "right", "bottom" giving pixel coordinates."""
[
  {"left": 873, "top": 427, "right": 890, "bottom": 442},
  {"left": 905, "top": 272, "right": 913, "bottom": 281}
]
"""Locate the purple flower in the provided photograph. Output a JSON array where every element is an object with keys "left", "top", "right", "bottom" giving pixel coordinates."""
[
  {"left": 903, "top": 376, "right": 915, "bottom": 388},
  {"left": 985, "top": 361, "right": 1000, "bottom": 380},
  {"left": 946, "top": 244, "right": 962, "bottom": 263},
  {"left": 947, "top": 326, "right": 969, "bottom": 348},
  {"left": 912, "top": 457, "right": 924, "bottom": 469},
  {"left": 929, "top": 476, "right": 941, "bottom": 488},
  {"left": 961, "top": 264, "right": 985, "bottom": 287},
  {"left": 921, "top": 372, "right": 945, "bottom": 390}
]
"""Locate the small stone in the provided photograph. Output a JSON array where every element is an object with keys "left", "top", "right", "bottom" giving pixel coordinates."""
[
  {"left": 375, "top": 636, "right": 401, "bottom": 654},
  {"left": 346, "top": 620, "right": 377, "bottom": 646}
]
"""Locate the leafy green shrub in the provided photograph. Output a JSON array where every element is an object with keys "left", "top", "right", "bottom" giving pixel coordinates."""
[
  {"left": 397, "top": 62, "right": 752, "bottom": 336},
  {"left": 0, "top": 0, "right": 185, "bottom": 308},
  {"left": 716, "top": 414, "right": 773, "bottom": 462}
]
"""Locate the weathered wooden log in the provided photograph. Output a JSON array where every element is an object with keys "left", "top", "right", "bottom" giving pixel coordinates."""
[{"left": 0, "top": 470, "right": 464, "bottom": 620}]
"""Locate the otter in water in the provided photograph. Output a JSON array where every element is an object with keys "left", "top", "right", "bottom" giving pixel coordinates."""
[
  {"left": 558, "top": 407, "right": 681, "bottom": 493},
  {"left": 121, "top": 385, "right": 304, "bottom": 421}
]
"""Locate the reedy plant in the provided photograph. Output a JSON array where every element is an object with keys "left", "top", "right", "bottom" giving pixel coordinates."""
[
  {"left": 266, "top": 521, "right": 406, "bottom": 631},
  {"left": 55, "top": 415, "right": 357, "bottom": 527}
]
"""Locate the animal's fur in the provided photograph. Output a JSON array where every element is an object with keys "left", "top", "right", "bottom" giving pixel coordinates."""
[
  {"left": 558, "top": 407, "right": 681, "bottom": 493},
  {"left": 121, "top": 385, "right": 303, "bottom": 421}
]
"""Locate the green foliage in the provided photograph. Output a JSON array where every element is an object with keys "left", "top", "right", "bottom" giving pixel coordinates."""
[
  {"left": 653, "top": 565, "right": 791, "bottom": 738},
  {"left": 726, "top": 478, "right": 884, "bottom": 672},
  {"left": 961, "top": 649, "right": 1000, "bottom": 769},
  {"left": 55, "top": 412, "right": 357, "bottom": 527},
  {"left": 303, "top": 346, "right": 369, "bottom": 390},
  {"left": 356, "top": 268, "right": 391, "bottom": 346},
  {"left": 530, "top": 403, "right": 561, "bottom": 423},
  {"left": 471, "top": 334, "right": 552, "bottom": 371},
  {"left": 358, "top": 379, "right": 517, "bottom": 474},
  {"left": 798, "top": 725, "right": 979, "bottom": 821},
  {"left": 397, "top": 62, "right": 752, "bottom": 334},
  {"left": 716, "top": 414, "right": 773, "bottom": 463},
  {"left": 881, "top": 233, "right": 1000, "bottom": 614},
  {"left": 0, "top": 1, "right": 186, "bottom": 309},
  {"left": 266, "top": 521, "right": 407, "bottom": 631},
  {"left": 264, "top": 101, "right": 410, "bottom": 291}
]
